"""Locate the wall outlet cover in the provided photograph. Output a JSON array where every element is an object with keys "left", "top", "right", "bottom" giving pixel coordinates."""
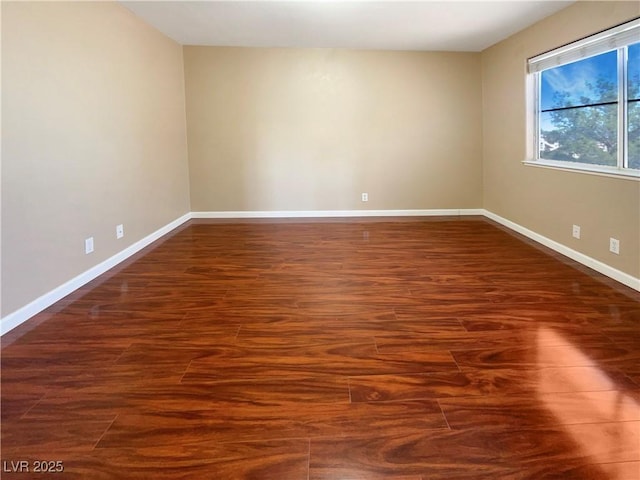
[
  {"left": 85, "top": 237, "right": 94, "bottom": 254},
  {"left": 609, "top": 237, "right": 620, "bottom": 255},
  {"left": 572, "top": 225, "right": 580, "bottom": 239}
]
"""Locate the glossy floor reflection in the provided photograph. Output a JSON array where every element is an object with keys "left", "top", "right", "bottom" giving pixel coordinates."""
[{"left": 2, "top": 217, "right": 639, "bottom": 479}]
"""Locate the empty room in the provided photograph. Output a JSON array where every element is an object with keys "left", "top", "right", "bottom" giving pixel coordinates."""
[{"left": 2, "top": 0, "right": 639, "bottom": 478}]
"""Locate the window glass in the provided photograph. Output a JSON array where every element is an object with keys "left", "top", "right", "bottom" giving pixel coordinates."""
[
  {"left": 628, "top": 43, "right": 640, "bottom": 169},
  {"left": 540, "top": 51, "right": 618, "bottom": 166}
]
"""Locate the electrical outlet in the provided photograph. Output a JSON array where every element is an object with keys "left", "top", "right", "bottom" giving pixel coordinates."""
[
  {"left": 572, "top": 225, "right": 581, "bottom": 239},
  {"left": 609, "top": 237, "right": 620, "bottom": 255},
  {"left": 116, "top": 224, "right": 124, "bottom": 239},
  {"left": 361, "top": 192, "right": 368, "bottom": 202},
  {"left": 85, "top": 237, "right": 94, "bottom": 254}
]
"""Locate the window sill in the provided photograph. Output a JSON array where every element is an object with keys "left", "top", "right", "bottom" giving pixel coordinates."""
[{"left": 522, "top": 160, "right": 640, "bottom": 181}]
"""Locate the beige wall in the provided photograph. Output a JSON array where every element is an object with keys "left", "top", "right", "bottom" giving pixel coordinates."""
[
  {"left": 482, "top": 1, "right": 640, "bottom": 278},
  {"left": 184, "top": 47, "right": 482, "bottom": 212},
  {"left": 1, "top": 2, "right": 190, "bottom": 316},
  {"left": 3, "top": 1, "right": 638, "bottom": 322}
]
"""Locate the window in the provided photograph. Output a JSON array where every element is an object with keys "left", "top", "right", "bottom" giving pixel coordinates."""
[{"left": 527, "top": 19, "right": 640, "bottom": 178}]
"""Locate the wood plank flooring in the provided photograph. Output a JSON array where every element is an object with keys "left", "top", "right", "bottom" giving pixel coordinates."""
[{"left": 2, "top": 217, "right": 639, "bottom": 479}]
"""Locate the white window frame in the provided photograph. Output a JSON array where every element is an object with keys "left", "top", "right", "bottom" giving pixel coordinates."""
[{"left": 524, "top": 18, "right": 640, "bottom": 180}]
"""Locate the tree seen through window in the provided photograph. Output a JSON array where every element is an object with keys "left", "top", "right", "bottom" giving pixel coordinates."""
[{"left": 539, "top": 42, "right": 639, "bottom": 170}]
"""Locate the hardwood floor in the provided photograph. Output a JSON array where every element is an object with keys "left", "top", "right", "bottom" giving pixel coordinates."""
[{"left": 2, "top": 217, "right": 639, "bottom": 479}]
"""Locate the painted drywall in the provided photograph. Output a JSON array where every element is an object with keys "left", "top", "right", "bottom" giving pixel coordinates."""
[
  {"left": 3, "top": 0, "right": 637, "bottom": 327},
  {"left": 184, "top": 47, "right": 482, "bottom": 212},
  {"left": 482, "top": 1, "right": 640, "bottom": 278},
  {"left": 1, "top": 1, "right": 190, "bottom": 316}
]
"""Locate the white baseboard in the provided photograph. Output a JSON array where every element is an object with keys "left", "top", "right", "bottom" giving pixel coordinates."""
[
  {"left": 0, "top": 213, "right": 192, "bottom": 335},
  {"left": 3, "top": 207, "right": 637, "bottom": 336},
  {"left": 483, "top": 209, "right": 640, "bottom": 292},
  {"left": 192, "top": 209, "right": 484, "bottom": 219}
]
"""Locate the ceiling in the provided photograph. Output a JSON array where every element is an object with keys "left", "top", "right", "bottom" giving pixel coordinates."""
[{"left": 120, "top": 1, "right": 575, "bottom": 52}]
